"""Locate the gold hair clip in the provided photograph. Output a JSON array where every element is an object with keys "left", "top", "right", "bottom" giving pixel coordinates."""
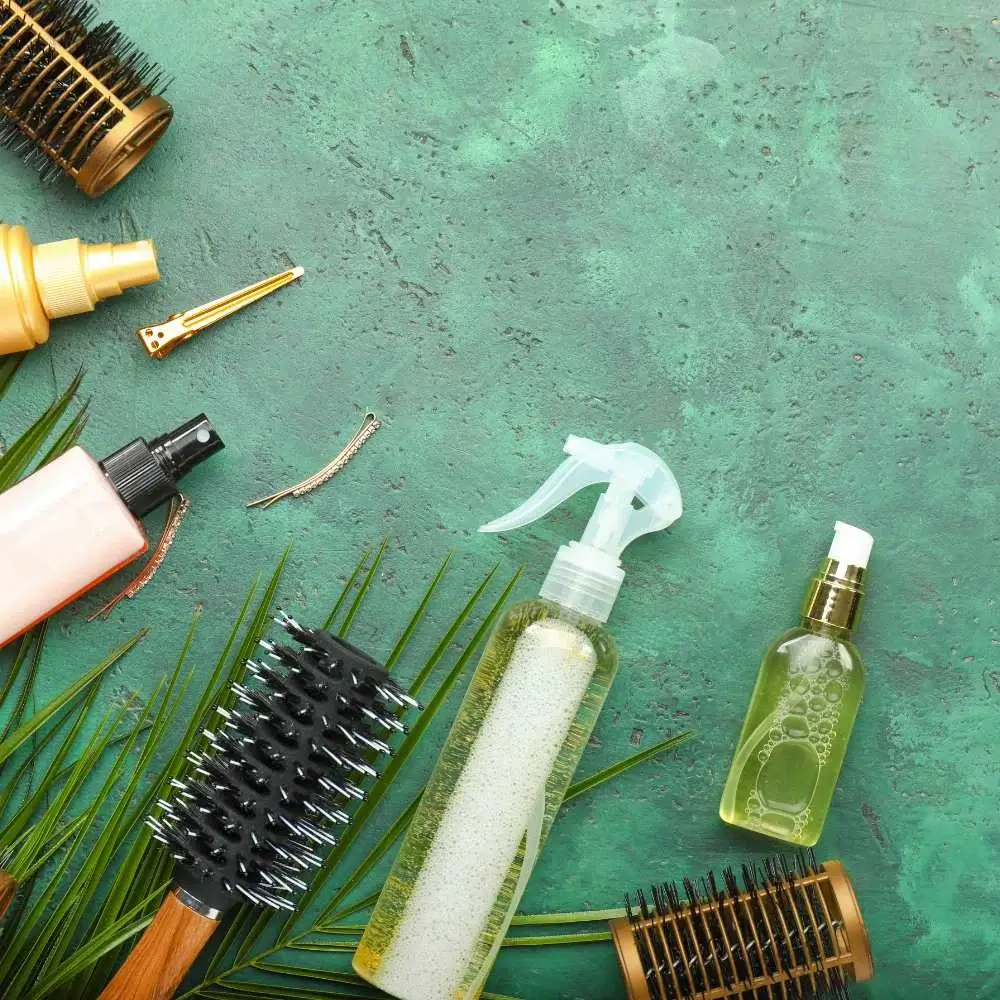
[
  {"left": 137, "top": 266, "right": 304, "bottom": 358},
  {"left": 248, "top": 412, "right": 381, "bottom": 509}
]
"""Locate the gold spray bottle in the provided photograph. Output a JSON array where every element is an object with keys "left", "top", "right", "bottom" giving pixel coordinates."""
[
  {"left": 0, "top": 224, "right": 159, "bottom": 357},
  {"left": 719, "top": 522, "right": 873, "bottom": 847}
]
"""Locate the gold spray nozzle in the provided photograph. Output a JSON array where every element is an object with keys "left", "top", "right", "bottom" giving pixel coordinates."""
[{"left": 0, "top": 224, "right": 159, "bottom": 357}]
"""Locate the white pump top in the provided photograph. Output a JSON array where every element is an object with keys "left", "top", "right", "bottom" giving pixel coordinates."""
[
  {"left": 828, "top": 521, "right": 874, "bottom": 569},
  {"left": 480, "top": 435, "right": 683, "bottom": 623}
]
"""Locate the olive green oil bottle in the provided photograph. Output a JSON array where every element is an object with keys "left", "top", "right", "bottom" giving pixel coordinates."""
[{"left": 719, "top": 522, "right": 873, "bottom": 847}]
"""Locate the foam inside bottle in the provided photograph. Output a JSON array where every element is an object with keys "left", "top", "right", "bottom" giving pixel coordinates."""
[{"left": 371, "top": 619, "right": 597, "bottom": 1000}]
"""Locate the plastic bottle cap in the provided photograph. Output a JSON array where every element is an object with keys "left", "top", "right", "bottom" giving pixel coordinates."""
[
  {"left": 540, "top": 542, "right": 625, "bottom": 624},
  {"left": 828, "top": 521, "right": 874, "bottom": 569},
  {"left": 34, "top": 238, "right": 159, "bottom": 318}
]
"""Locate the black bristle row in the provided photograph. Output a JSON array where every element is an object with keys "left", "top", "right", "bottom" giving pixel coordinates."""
[
  {"left": 0, "top": 0, "right": 167, "bottom": 179},
  {"left": 148, "top": 615, "right": 419, "bottom": 913},
  {"left": 624, "top": 851, "right": 852, "bottom": 1000}
]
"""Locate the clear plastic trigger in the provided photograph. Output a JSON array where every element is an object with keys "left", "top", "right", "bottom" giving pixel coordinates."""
[
  {"left": 479, "top": 454, "right": 608, "bottom": 534},
  {"left": 480, "top": 434, "right": 682, "bottom": 623}
]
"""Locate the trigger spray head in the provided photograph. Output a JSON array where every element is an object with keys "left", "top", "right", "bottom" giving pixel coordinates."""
[{"left": 480, "top": 435, "right": 682, "bottom": 623}]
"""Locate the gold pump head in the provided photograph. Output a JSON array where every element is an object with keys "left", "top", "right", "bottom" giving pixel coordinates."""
[{"left": 0, "top": 224, "right": 160, "bottom": 356}]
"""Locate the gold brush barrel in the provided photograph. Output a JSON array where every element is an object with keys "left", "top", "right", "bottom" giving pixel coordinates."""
[
  {"left": 0, "top": 0, "right": 173, "bottom": 196},
  {"left": 610, "top": 854, "right": 873, "bottom": 1000}
]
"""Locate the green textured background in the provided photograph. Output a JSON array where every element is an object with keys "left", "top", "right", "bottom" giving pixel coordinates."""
[{"left": 2, "top": 0, "right": 999, "bottom": 997}]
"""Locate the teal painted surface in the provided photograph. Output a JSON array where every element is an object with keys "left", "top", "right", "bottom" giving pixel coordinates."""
[{"left": 2, "top": 0, "right": 999, "bottom": 996}]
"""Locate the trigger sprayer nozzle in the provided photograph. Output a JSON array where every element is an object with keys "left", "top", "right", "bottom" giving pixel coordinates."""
[{"left": 481, "top": 436, "right": 682, "bottom": 623}]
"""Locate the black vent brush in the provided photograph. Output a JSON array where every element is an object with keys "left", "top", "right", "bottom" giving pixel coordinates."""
[
  {"left": 99, "top": 613, "right": 419, "bottom": 1000},
  {"left": 610, "top": 852, "right": 874, "bottom": 1000},
  {"left": 0, "top": 0, "right": 173, "bottom": 196}
]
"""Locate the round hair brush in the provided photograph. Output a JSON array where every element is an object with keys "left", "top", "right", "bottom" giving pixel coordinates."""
[
  {"left": 0, "top": 0, "right": 173, "bottom": 197},
  {"left": 99, "top": 613, "right": 419, "bottom": 1000},
  {"left": 610, "top": 852, "right": 873, "bottom": 1000}
]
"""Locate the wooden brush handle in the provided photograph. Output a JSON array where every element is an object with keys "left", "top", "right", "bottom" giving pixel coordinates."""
[
  {"left": 99, "top": 888, "right": 221, "bottom": 1000},
  {"left": 0, "top": 872, "right": 17, "bottom": 921}
]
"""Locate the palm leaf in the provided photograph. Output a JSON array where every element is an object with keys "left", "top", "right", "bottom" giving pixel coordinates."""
[
  {"left": 2, "top": 688, "right": 102, "bottom": 880},
  {"left": 0, "top": 630, "right": 44, "bottom": 747},
  {"left": 0, "top": 701, "right": 137, "bottom": 988},
  {"left": 0, "top": 628, "right": 44, "bottom": 745},
  {"left": 23, "top": 888, "right": 165, "bottom": 1000},
  {"left": 384, "top": 551, "right": 452, "bottom": 671},
  {"left": 0, "top": 353, "right": 25, "bottom": 400},
  {"left": 0, "top": 631, "right": 144, "bottom": 770},
  {"left": 322, "top": 546, "right": 372, "bottom": 631},
  {"left": 0, "top": 365, "right": 696, "bottom": 1000},
  {"left": 337, "top": 536, "right": 389, "bottom": 636},
  {"left": 564, "top": 730, "right": 695, "bottom": 804},
  {"left": 510, "top": 908, "right": 625, "bottom": 926},
  {"left": 501, "top": 930, "right": 612, "bottom": 947},
  {"left": 36, "top": 401, "right": 90, "bottom": 470},
  {"left": 0, "top": 367, "right": 84, "bottom": 489},
  {"left": 0, "top": 706, "right": 77, "bottom": 831}
]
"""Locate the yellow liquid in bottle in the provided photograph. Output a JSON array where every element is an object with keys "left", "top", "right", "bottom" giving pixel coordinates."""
[
  {"left": 354, "top": 598, "right": 618, "bottom": 1000},
  {"left": 719, "top": 625, "right": 865, "bottom": 847}
]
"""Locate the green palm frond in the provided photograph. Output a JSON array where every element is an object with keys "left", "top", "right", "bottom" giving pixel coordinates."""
[
  {"left": 0, "top": 368, "right": 695, "bottom": 999},
  {"left": 0, "top": 367, "right": 86, "bottom": 489},
  {"left": 0, "top": 354, "right": 25, "bottom": 400}
]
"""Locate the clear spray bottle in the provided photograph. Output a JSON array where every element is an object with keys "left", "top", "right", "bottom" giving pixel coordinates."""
[{"left": 354, "top": 435, "right": 682, "bottom": 1000}]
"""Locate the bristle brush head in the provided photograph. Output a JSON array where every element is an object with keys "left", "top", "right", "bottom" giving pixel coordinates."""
[
  {"left": 149, "top": 620, "right": 420, "bottom": 913},
  {"left": 0, "top": 0, "right": 173, "bottom": 196},
  {"left": 610, "top": 852, "right": 874, "bottom": 1000}
]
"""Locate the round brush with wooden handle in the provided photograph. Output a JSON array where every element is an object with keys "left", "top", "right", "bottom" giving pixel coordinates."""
[{"left": 99, "top": 613, "right": 419, "bottom": 1000}]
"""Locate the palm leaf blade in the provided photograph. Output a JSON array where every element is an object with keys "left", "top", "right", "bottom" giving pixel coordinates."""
[{"left": 0, "top": 367, "right": 84, "bottom": 488}]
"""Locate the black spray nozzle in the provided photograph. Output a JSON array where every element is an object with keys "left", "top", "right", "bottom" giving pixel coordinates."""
[
  {"left": 150, "top": 415, "right": 225, "bottom": 480},
  {"left": 101, "top": 415, "right": 225, "bottom": 519}
]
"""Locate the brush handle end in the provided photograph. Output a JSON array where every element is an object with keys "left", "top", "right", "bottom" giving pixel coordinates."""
[{"left": 99, "top": 888, "right": 220, "bottom": 1000}]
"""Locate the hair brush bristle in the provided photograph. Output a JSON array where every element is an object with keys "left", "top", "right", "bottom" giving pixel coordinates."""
[
  {"left": 0, "top": 0, "right": 173, "bottom": 195},
  {"left": 616, "top": 851, "right": 869, "bottom": 1000},
  {"left": 148, "top": 614, "right": 419, "bottom": 913}
]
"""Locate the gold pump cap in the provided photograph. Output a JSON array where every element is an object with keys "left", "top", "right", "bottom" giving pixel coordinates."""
[{"left": 0, "top": 224, "right": 159, "bottom": 356}]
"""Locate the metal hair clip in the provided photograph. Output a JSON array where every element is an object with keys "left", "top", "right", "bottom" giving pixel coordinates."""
[{"left": 137, "top": 266, "right": 304, "bottom": 358}]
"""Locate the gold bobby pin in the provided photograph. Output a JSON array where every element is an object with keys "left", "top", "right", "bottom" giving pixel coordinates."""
[
  {"left": 89, "top": 495, "right": 191, "bottom": 620},
  {"left": 248, "top": 412, "right": 381, "bottom": 510},
  {"left": 137, "top": 266, "right": 304, "bottom": 358}
]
